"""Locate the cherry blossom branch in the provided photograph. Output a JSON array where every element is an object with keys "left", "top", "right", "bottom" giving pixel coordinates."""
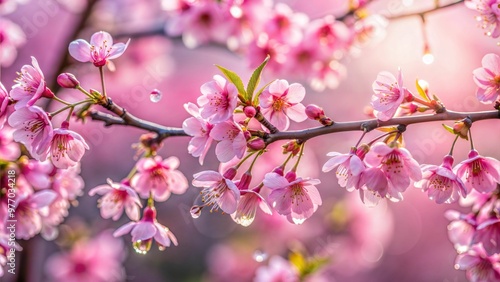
[{"left": 386, "top": 0, "right": 465, "bottom": 20}]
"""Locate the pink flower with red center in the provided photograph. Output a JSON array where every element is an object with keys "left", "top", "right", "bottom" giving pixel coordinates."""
[
  {"left": 358, "top": 166, "right": 389, "bottom": 207},
  {"left": 264, "top": 171, "right": 322, "bottom": 224},
  {"left": 210, "top": 120, "right": 246, "bottom": 163},
  {"left": 131, "top": 156, "right": 188, "bottom": 202},
  {"left": 371, "top": 69, "right": 411, "bottom": 121},
  {"left": 89, "top": 179, "right": 143, "bottom": 221},
  {"left": 192, "top": 169, "right": 240, "bottom": 214},
  {"left": 0, "top": 82, "right": 10, "bottom": 128},
  {"left": 197, "top": 75, "right": 238, "bottom": 124},
  {"left": 254, "top": 255, "right": 299, "bottom": 282},
  {"left": 263, "top": 3, "right": 308, "bottom": 45},
  {"left": 49, "top": 121, "right": 89, "bottom": 169},
  {"left": 455, "top": 244, "right": 500, "bottom": 282},
  {"left": 364, "top": 142, "right": 422, "bottom": 201},
  {"left": 182, "top": 102, "right": 214, "bottom": 165},
  {"left": 473, "top": 217, "right": 500, "bottom": 255},
  {"left": 259, "top": 79, "right": 307, "bottom": 131},
  {"left": 14, "top": 189, "right": 58, "bottom": 239},
  {"left": 0, "top": 126, "right": 20, "bottom": 161},
  {"left": 45, "top": 231, "right": 126, "bottom": 282},
  {"left": 322, "top": 147, "right": 366, "bottom": 192},
  {"left": 445, "top": 210, "right": 477, "bottom": 254},
  {"left": 415, "top": 155, "right": 467, "bottom": 204},
  {"left": 466, "top": 0, "right": 500, "bottom": 38},
  {"left": 454, "top": 149, "right": 500, "bottom": 193},
  {"left": 9, "top": 56, "right": 54, "bottom": 109},
  {"left": 69, "top": 31, "right": 130, "bottom": 67},
  {"left": 231, "top": 190, "right": 272, "bottom": 227},
  {"left": 8, "top": 106, "right": 53, "bottom": 160},
  {"left": 473, "top": 53, "right": 500, "bottom": 103},
  {"left": 113, "top": 206, "right": 178, "bottom": 254}
]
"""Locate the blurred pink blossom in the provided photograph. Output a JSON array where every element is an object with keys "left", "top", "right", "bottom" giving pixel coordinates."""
[
  {"left": 473, "top": 53, "right": 500, "bottom": 103},
  {"left": 473, "top": 218, "right": 500, "bottom": 255},
  {"left": 45, "top": 231, "right": 126, "bottom": 282},
  {"left": 15, "top": 189, "right": 57, "bottom": 239},
  {"left": 0, "top": 18, "right": 26, "bottom": 67},
  {"left": 8, "top": 105, "right": 53, "bottom": 160},
  {"left": 19, "top": 159, "right": 52, "bottom": 189},
  {"left": 89, "top": 179, "right": 143, "bottom": 221},
  {"left": 0, "top": 83, "right": 10, "bottom": 128},
  {"left": 197, "top": 74, "right": 238, "bottom": 124},
  {"left": 454, "top": 149, "right": 500, "bottom": 194},
  {"left": 0, "top": 233, "right": 22, "bottom": 277},
  {"left": 9, "top": 56, "right": 53, "bottom": 109},
  {"left": 264, "top": 171, "right": 322, "bottom": 224},
  {"left": 263, "top": 3, "right": 308, "bottom": 45},
  {"left": 131, "top": 156, "right": 188, "bottom": 202},
  {"left": 0, "top": 126, "right": 20, "bottom": 161},
  {"left": 455, "top": 244, "right": 500, "bottom": 282},
  {"left": 445, "top": 210, "right": 477, "bottom": 254},
  {"left": 254, "top": 255, "right": 299, "bottom": 282},
  {"left": 69, "top": 31, "right": 130, "bottom": 67},
  {"left": 52, "top": 164, "right": 84, "bottom": 201},
  {"left": 259, "top": 79, "right": 307, "bottom": 131},
  {"left": 113, "top": 206, "right": 178, "bottom": 254},
  {"left": 466, "top": 0, "right": 500, "bottom": 38},
  {"left": 40, "top": 196, "right": 70, "bottom": 241}
]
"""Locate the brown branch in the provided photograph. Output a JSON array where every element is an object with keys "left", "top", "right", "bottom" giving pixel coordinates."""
[{"left": 386, "top": 0, "right": 465, "bottom": 21}]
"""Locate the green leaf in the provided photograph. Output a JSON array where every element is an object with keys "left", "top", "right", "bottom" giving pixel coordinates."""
[
  {"left": 415, "top": 79, "right": 430, "bottom": 102},
  {"left": 216, "top": 65, "right": 247, "bottom": 101},
  {"left": 246, "top": 55, "right": 270, "bottom": 102},
  {"left": 442, "top": 124, "right": 455, "bottom": 135},
  {"left": 376, "top": 126, "right": 398, "bottom": 133}
]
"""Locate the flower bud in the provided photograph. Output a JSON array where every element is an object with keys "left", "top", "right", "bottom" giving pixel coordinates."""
[
  {"left": 237, "top": 172, "right": 252, "bottom": 190},
  {"left": 285, "top": 171, "right": 296, "bottom": 182},
  {"left": 42, "top": 87, "right": 55, "bottom": 98},
  {"left": 272, "top": 166, "right": 284, "bottom": 176},
  {"left": 247, "top": 138, "right": 266, "bottom": 150},
  {"left": 305, "top": 104, "right": 325, "bottom": 120},
  {"left": 243, "top": 106, "right": 256, "bottom": 118},
  {"left": 282, "top": 140, "right": 301, "bottom": 155},
  {"left": 223, "top": 167, "right": 238, "bottom": 180},
  {"left": 243, "top": 130, "right": 252, "bottom": 141},
  {"left": 57, "top": 73, "right": 80, "bottom": 88},
  {"left": 453, "top": 118, "right": 472, "bottom": 140}
]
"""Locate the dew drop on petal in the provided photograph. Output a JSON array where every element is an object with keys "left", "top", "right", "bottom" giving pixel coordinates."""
[
  {"left": 190, "top": 205, "right": 203, "bottom": 219},
  {"left": 253, "top": 250, "right": 268, "bottom": 262},
  {"left": 150, "top": 89, "right": 163, "bottom": 103},
  {"left": 158, "top": 245, "right": 166, "bottom": 251},
  {"left": 133, "top": 240, "right": 148, "bottom": 255}
]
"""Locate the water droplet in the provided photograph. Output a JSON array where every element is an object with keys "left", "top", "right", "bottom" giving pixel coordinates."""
[
  {"left": 133, "top": 240, "right": 149, "bottom": 255},
  {"left": 190, "top": 205, "right": 203, "bottom": 219},
  {"left": 253, "top": 250, "right": 268, "bottom": 262},
  {"left": 150, "top": 89, "right": 163, "bottom": 103},
  {"left": 158, "top": 245, "right": 166, "bottom": 251}
]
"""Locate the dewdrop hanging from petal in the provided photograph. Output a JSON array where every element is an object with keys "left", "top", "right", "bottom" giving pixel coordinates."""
[{"left": 150, "top": 89, "right": 163, "bottom": 103}]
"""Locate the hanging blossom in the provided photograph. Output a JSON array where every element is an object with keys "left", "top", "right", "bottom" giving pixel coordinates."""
[
  {"left": 465, "top": 0, "right": 500, "bottom": 38},
  {"left": 49, "top": 121, "right": 89, "bottom": 169},
  {"left": 69, "top": 31, "right": 130, "bottom": 67},
  {"left": 191, "top": 168, "right": 240, "bottom": 215},
  {"left": 9, "top": 56, "right": 54, "bottom": 109},
  {"left": 473, "top": 53, "right": 500, "bottom": 104},
  {"left": 231, "top": 190, "right": 273, "bottom": 227},
  {"left": 322, "top": 146, "right": 366, "bottom": 192},
  {"left": 14, "top": 189, "right": 58, "bottom": 240},
  {"left": 131, "top": 156, "right": 188, "bottom": 202},
  {"left": 454, "top": 149, "right": 500, "bottom": 194},
  {"left": 113, "top": 206, "right": 178, "bottom": 254},
  {"left": 197, "top": 75, "right": 238, "bottom": 124},
  {"left": 415, "top": 155, "right": 467, "bottom": 204},
  {"left": 263, "top": 171, "right": 322, "bottom": 224},
  {"left": 454, "top": 244, "right": 500, "bottom": 282},
  {"left": 182, "top": 102, "right": 214, "bottom": 165},
  {"left": 371, "top": 69, "right": 411, "bottom": 121},
  {"left": 89, "top": 179, "right": 143, "bottom": 221},
  {"left": 8, "top": 105, "right": 53, "bottom": 160},
  {"left": 210, "top": 120, "right": 246, "bottom": 163},
  {"left": 445, "top": 210, "right": 477, "bottom": 254},
  {"left": 259, "top": 79, "right": 307, "bottom": 131},
  {"left": 0, "top": 83, "right": 10, "bottom": 128}
]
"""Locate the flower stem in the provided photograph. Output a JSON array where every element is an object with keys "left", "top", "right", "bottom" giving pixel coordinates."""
[
  {"left": 469, "top": 127, "right": 475, "bottom": 150},
  {"left": 49, "top": 99, "right": 94, "bottom": 117},
  {"left": 291, "top": 142, "right": 306, "bottom": 172},
  {"left": 248, "top": 150, "right": 263, "bottom": 172},
  {"left": 52, "top": 96, "right": 72, "bottom": 106},
  {"left": 236, "top": 151, "right": 257, "bottom": 169},
  {"left": 448, "top": 135, "right": 460, "bottom": 156},
  {"left": 354, "top": 130, "right": 367, "bottom": 148},
  {"left": 99, "top": 66, "right": 107, "bottom": 99}
]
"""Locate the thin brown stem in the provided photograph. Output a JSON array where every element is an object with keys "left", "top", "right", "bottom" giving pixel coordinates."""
[{"left": 386, "top": 0, "right": 464, "bottom": 21}]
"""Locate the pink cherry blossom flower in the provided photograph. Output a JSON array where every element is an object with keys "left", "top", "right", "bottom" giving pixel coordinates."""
[
  {"left": 0, "top": 233, "right": 22, "bottom": 277},
  {"left": 19, "top": 159, "right": 53, "bottom": 189},
  {"left": 197, "top": 75, "right": 238, "bottom": 124},
  {"left": 89, "top": 179, "right": 142, "bottom": 221},
  {"left": 182, "top": 102, "right": 214, "bottom": 165},
  {"left": 371, "top": 69, "right": 410, "bottom": 121},
  {"left": 49, "top": 121, "right": 89, "bottom": 169},
  {"left": 192, "top": 169, "right": 240, "bottom": 214},
  {"left": 445, "top": 210, "right": 477, "bottom": 254},
  {"left": 0, "top": 18, "right": 26, "bottom": 67},
  {"left": 231, "top": 190, "right": 272, "bottom": 227},
  {"left": 9, "top": 56, "right": 54, "bottom": 109},
  {"left": 264, "top": 171, "right": 322, "bottom": 224},
  {"left": 415, "top": 155, "right": 467, "bottom": 204},
  {"left": 0, "top": 82, "right": 10, "bottom": 128},
  {"left": 473, "top": 217, "right": 500, "bottom": 255},
  {"left": 473, "top": 53, "right": 500, "bottom": 103},
  {"left": 0, "top": 126, "right": 20, "bottom": 161},
  {"left": 69, "top": 31, "right": 130, "bottom": 67},
  {"left": 40, "top": 196, "right": 70, "bottom": 241},
  {"left": 254, "top": 255, "right": 299, "bottom": 282},
  {"left": 454, "top": 149, "right": 500, "bottom": 193},
  {"left": 358, "top": 166, "right": 389, "bottom": 207},
  {"left": 364, "top": 142, "right": 422, "bottom": 201},
  {"left": 14, "top": 189, "right": 58, "bottom": 239},
  {"left": 466, "top": 0, "right": 500, "bottom": 38},
  {"left": 247, "top": 35, "right": 288, "bottom": 73},
  {"left": 8, "top": 105, "right": 53, "bottom": 160},
  {"left": 322, "top": 147, "right": 365, "bottom": 191},
  {"left": 52, "top": 164, "right": 84, "bottom": 201},
  {"left": 113, "top": 206, "right": 178, "bottom": 254},
  {"left": 455, "top": 244, "right": 500, "bottom": 282},
  {"left": 259, "top": 79, "right": 307, "bottom": 131},
  {"left": 263, "top": 3, "right": 308, "bottom": 45},
  {"left": 45, "top": 231, "right": 126, "bottom": 282},
  {"left": 210, "top": 120, "right": 246, "bottom": 163},
  {"left": 131, "top": 156, "right": 188, "bottom": 202}
]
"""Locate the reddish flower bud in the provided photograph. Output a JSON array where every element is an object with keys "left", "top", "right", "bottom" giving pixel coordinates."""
[
  {"left": 223, "top": 167, "right": 238, "bottom": 180},
  {"left": 247, "top": 138, "right": 266, "bottom": 150},
  {"left": 272, "top": 166, "right": 284, "bottom": 176},
  {"left": 57, "top": 73, "right": 80, "bottom": 88},
  {"left": 285, "top": 171, "right": 296, "bottom": 182},
  {"left": 305, "top": 104, "right": 325, "bottom": 120},
  {"left": 282, "top": 140, "right": 301, "bottom": 155},
  {"left": 453, "top": 118, "right": 472, "bottom": 139},
  {"left": 243, "top": 130, "right": 252, "bottom": 141},
  {"left": 243, "top": 106, "right": 256, "bottom": 118},
  {"left": 237, "top": 172, "right": 252, "bottom": 190}
]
